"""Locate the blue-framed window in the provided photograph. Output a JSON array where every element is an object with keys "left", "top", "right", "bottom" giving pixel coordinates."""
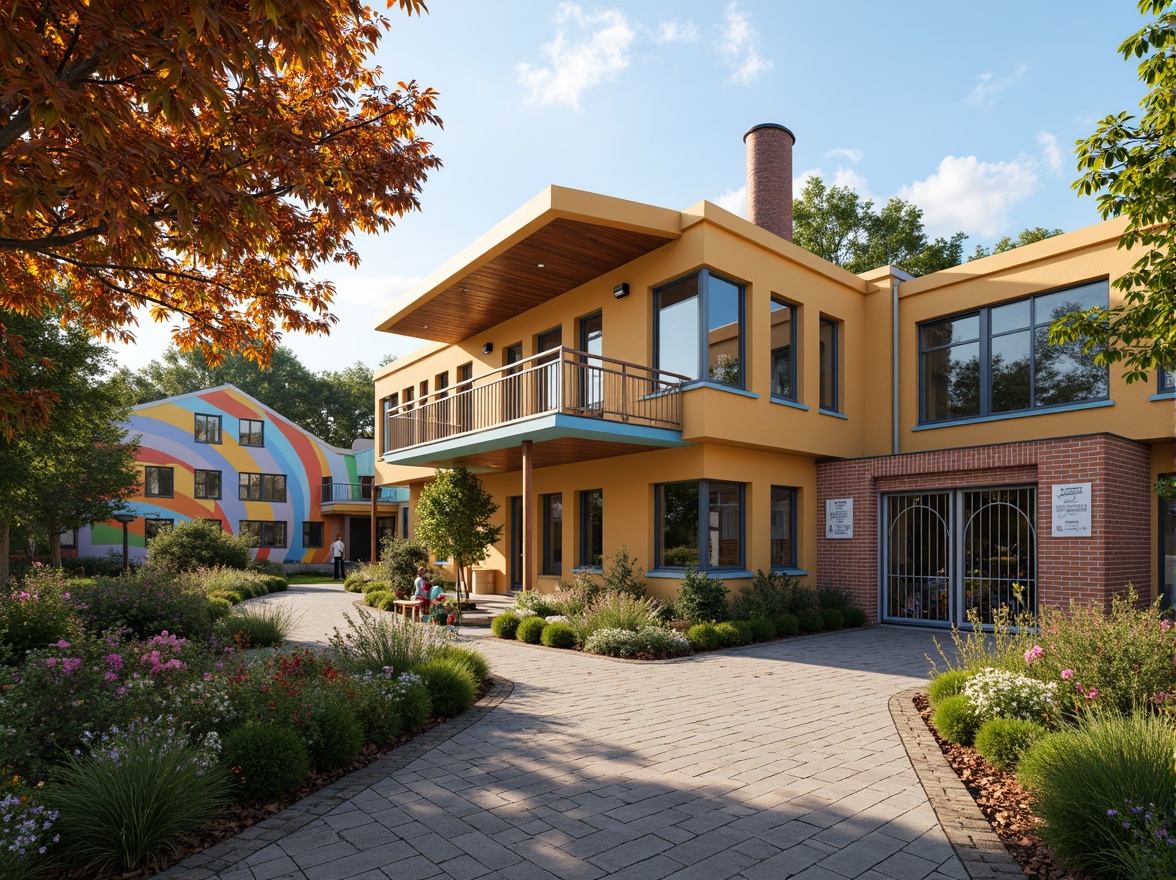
[
  {"left": 656, "top": 480, "right": 744, "bottom": 570},
  {"left": 770, "top": 297, "right": 796, "bottom": 401},
  {"left": 654, "top": 270, "right": 745, "bottom": 387},
  {"left": 579, "top": 489, "right": 603, "bottom": 569},
  {"left": 541, "top": 493, "right": 562, "bottom": 576},
  {"left": 239, "top": 418, "right": 264, "bottom": 447},
  {"left": 819, "top": 317, "right": 839, "bottom": 412},
  {"left": 1160, "top": 368, "right": 1175, "bottom": 394},
  {"left": 919, "top": 280, "right": 1109, "bottom": 423},
  {"left": 770, "top": 486, "right": 797, "bottom": 569}
]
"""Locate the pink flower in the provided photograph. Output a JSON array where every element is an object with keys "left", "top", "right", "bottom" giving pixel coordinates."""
[
  {"left": 1024, "top": 645, "right": 1044, "bottom": 664},
  {"left": 62, "top": 592, "right": 70, "bottom": 599},
  {"left": 105, "top": 672, "right": 118, "bottom": 681},
  {"left": 62, "top": 658, "right": 82, "bottom": 675},
  {"left": 44, "top": 657, "right": 58, "bottom": 668},
  {"left": 203, "top": 673, "right": 213, "bottom": 681},
  {"left": 55, "top": 640, "right": 69, "bottom": 649},
  {"left": 1061, "top": 669, "right": 1073, "bottom": 680},
  {"left": 1163, "top": 620, "right": 1172, "bottom": 633},
  {"left": 1086, "top": 687, "right": 1099, "bottom": 701}
]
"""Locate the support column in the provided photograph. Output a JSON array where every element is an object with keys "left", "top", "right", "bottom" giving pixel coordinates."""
[
  {"left": 370, "top": 478, "right": 378, "bottom": 565},
  {"left": 522, "top": 440, "right": 533, "bottom": 591}
]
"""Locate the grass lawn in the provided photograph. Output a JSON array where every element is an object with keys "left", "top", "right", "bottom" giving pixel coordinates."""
[{"left": 286, "top": 573, "right": 338, "bottom": 585}]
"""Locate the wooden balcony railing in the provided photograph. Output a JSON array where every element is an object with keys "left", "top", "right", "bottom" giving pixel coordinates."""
[{"left": 383, "top": 347, "right": 686, "bottom": 453}]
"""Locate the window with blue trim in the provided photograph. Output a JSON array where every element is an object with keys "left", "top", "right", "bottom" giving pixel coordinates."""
[
  {"left": 770, "top": 298, "right": 796, "bottom": 401},
  {"left": 656, "top": 480, "right": 743, "bottom": 570},
  {"left": 919, "top": 280, "right": 1109, "bottom": 423},
  {"left": 819, "top": 317, "right": 839, "bottom": 412},
  {"left": 770, "top": 486, "right": 797, "bottom": 569},
  {"left": 541, "top": 493, "right": 562, "bottom": 575},
  {"left": 654, "top": 270, "right": 745, "bottom": 387}
]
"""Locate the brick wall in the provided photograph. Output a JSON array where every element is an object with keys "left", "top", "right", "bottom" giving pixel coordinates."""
[{"left": 816, "top": 433, "right": 1151, "bottom": 624}]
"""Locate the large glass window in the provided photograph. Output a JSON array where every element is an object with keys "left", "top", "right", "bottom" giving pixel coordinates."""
[
  {"left": 143, "top": 466, "right": 173, "bottom": 497},
  {"left": 920, "top": 280, "right": 1109, "bottom": 423},
  {"left": 194, "top": 469, "right": 221, "bottom": 500},
  {"left": 770, "top": 486, "right": 797, "bottom": 569},
  {"left": 239, "top": 418, "right": 264, "bottom": 447},
  {"left": 654, "top": 270, "right": 745, "bottom": 387},
  {"left": 239, "top": 520, "right": 287, "bottom": 548},
  {"left": 579, "top": 489, "right": 603, "bottom": 568},
  {"left": 194, "top": 414, "right": 221, "bottom": 444},
  {"left": 819, "top": 317, "right": 839, "bottom": 412},
  {"left": 656, "top": 480, "right": 744, "bottom": 570},
  {"left": 770, "top": 298, "right": 796, "bottom": 400},
  {"left": 239, "top": 473, "right": 287, "bottom": 502},
  {"left": 542, "top": 493, "right": 562, "bottom": 575}
]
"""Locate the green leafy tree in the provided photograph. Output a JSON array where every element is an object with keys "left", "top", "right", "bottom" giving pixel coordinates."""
[
  {"left": 413, "top": 467, "right": 504, "bottom": 597},
  {"left": 0, "top": 311, "right": 138, "bottom": 584},
  {"left": 792, "top": 176, "right": 967, "bottom": 276},
  {"left": 968, "top": 227, "right": 1064, "bottom": 261},
  {"left": 1051, "top": 0, "right": 1176, "bottom": 382}
]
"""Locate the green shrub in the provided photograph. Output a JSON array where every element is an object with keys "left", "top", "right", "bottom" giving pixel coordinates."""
[
  {"left": 817, "top": 586, "right": 852, "bottom": 610},
  {"left": 343, "top": 574, "right": 367, "bottom": 593},
  {"left": 206, "top": 597, "right": 232, "bottom": 620},
  {"left": 365, "top": 589, "right": 394, "bottom": 609},
  {"left": 349, "top": 672, "right": 405, "bottom": 745},
  {"left": 1, "top": 567, "right": 76, "bottom": 660},
  {"left": 71, "top": 569, "right": 212, "bottom": 640},
  {"left": 820, "top": 608, "right": 845, "bottom": 631},
  {"left": 932, "top": 694, "right": 980, "bottom": 745},
  {"left": 512, "top": 589, "right": 559, "bottom": 618},
  {"left": 219, "top": 603, "right": 299, "bottom": 648},
  {"left": 578, "top": 592, "right": 660, "bottom": 640},
  {"left": 397, "top": 676, "right": 432, "bottom": 730},
  {"left": 582, "top": 626, "right": 691, "bottom": 659},
  {"left": 146, "top": 519, "right": 253, "bottom": 571},
  {"left": 1018, "top": 713, "right": 1176, "bottom": 879},
  {"left": 208, "top": 589, "right": 243, "bottom": 605},
  {"left": 516, "top": 616, "right": 547, "bottom": 644},
  {"left": 731, "top": 570, "right": 816, "bottom": 619},
  {"left": 774, "top": 613, "right": 799, "bottom": 636},
  {"left": 748, "top": 617, "right": 776, "bottom": 642},
  {"left": 247, "top": 557, "right": 286, "bottom": 578},
  {"left": 714, "top": 621, "right": 745, "bottom": 648},
  {"left": 362, "top": 580, "right": 393, "bottom": 595},
  {"left": 798, "top": 612, "right": 825, "bottom": 633},
  {"left": 676, "top": 568, "right": 729, "bottom": 624},
  {"left": 432, "top": 645, "right": 491, "bottom": 682},
  {"left": 732, "top": 620, "right": 754, "bottom": 644},
  {"left": 541, "top": 621, "right": 578, "bottom": 649},
  {"left": 376, "top": 536, "right": 432, "bottom": 595},
  {"left": 974, "top": 718, "right": 1046, "bottom": 772},
  {"left": 195, "top": 566, "right": 273, "bottom": 599},
  {"left": 843, "top": 607, "right": 868, "bottom": 628},
  {"left": 326, "top": 608, "right": 444, "bottom": 675},
  {"left": 549, "top": 573, "right": 605, "bottom": 617},
  {"left": 60, "top": 554, "right": 127, "bottom": 578},
  {"left": 220, "top": 724, "right": 309, "bottom": 803},
  {"left": 259, "top": 574, "right": 288, "bottom": 592},
  {"left": 47, "top": 723, "right": 230, "bottom": 872},
  {"left": 928, "top": 669, "right": 971, "bottom": 707},
  {"left": 415, "top": 657, "right": 477, "bottom": 716},
  {"left": 304, "top": 703, "right": 363, "bottom": 771},
  {"left": 600, "top": 545, "right": 646, "bottom": 599},
  {"left": 373, "top": 592, "right": 400, "bottom": 612},
  {"left": 491, "top": 613, "right": 521, "bottom": 639},
  {"left": 686, "top": 622, "right": 721, "bottom": 651}
]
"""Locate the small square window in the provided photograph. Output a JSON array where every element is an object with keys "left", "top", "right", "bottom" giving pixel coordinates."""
[
  {"left": 303, "top": 521, "right": 324, "bottom": 548},
  {"left": 239, "top": 419, "right": 264, "bottom": 447},
  {"left": 194, "top": 469, "right": 221, "bottom": 500},
  {"left": 144, "top": 518, "right": 174, "bottom": 542},
  {"left": 194, "top": 413, "right": 222, "bottom": 444},
  {"left": 143, "top": 466, "right": 174, "bottom": 497}
]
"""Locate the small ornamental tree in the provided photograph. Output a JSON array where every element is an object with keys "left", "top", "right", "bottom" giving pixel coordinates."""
[{"left": 413, "top": 468, "right": 504, "bottom": 598}]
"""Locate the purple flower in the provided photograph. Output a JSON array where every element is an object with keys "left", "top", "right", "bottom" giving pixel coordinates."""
[{"left": 1061, "top": 669, "right": 1073, "bottom": 680}]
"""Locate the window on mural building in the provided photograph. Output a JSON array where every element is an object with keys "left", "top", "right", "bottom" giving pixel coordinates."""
[
  {"left": 239, "top": 473, "right": 287, "bottom": 502},
  {"left": 194, "top": 413, "right": 222, "bottom": 443},
  {"left": 919, "top": 280, "right": 1109, "bottom": 423},
  {"left": 144, "top": 518, "right": 173, "bottom": 542},
  {"left": 656, "top": 480, "right": 744, "bottom": 570},
  {"left": 303, "top": 521, "right": 324, "bottom": 548},
  {"left": 143, "top": 466, "right": 173, "bottom": 497},
  {"left": 239, "top": 418, "right": 264, "bottom": 447},
  {"left": 654, "top": 270, "right": 745, "bottom": 388},
  {"left": 194, "top": 469, "right": 221, "bottom": 500},
  {"left": 239, "top": 520, "right": 287, "bottom": 548},
  {"left": 770, "top": 298, "right": 796, "bottom": 401}
]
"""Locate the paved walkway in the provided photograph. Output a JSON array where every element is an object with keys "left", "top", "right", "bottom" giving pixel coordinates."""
[{"left": 169, "top": 583, "right": 966, "bottom": 880}]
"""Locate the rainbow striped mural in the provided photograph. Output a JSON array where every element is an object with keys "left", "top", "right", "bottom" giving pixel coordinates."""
[{"left": 79, "top": 385, "right": 393, "bottom": 565}]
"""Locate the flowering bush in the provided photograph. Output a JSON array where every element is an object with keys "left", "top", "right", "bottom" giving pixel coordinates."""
[
  {"left": 0, "top": 566, "right": 76, "bottom": 662},
  {"left": 511, "top": 589, "right": 559, "bottom": 618},
  {"left": 583, "top": 626, "right": 691, "bottom": 659},
  {"left": 0, "top": 783, "right": 58, "bottom": 880},
  {"left": 1105, "top": 799, "right": 1176, "bottom": 879},
  {"left": 576, "top": 592, "right": 661, "bottom": 641},
  {"left": 70, "top": 568, "right": 212, "bottom": 640},
  {"left": 963, "top": 667, "right": 1057, "bottom": 724}
]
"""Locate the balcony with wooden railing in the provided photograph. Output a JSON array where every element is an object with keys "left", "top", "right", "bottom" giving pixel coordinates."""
[{"left": 381, "top": 348, "right": 688, "bottom": 470}]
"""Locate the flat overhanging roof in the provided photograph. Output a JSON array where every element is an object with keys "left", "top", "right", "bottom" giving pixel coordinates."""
[{"left": 374, "top": 186, "right": 681, "bottom": 343}]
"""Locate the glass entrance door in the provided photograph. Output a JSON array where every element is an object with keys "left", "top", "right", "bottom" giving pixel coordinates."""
[
  {"left": 536, "top": 328, "right": 562, "bottom": 412},
  {"left": 509, "top": 496, "right": 523, "bottom": 591}
]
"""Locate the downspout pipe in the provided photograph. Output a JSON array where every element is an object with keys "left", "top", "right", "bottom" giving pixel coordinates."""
[{"left": 892, "top": 279, "right": 900, "bottom": 456}]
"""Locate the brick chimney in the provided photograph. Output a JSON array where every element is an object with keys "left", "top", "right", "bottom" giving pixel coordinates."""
[{"left": 743, "top": 123, "right": 796, "bottom": 241}]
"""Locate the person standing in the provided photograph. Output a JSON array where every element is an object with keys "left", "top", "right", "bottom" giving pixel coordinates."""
[{"left": 331, "top": 535, "right": 346, "bottom": 580}]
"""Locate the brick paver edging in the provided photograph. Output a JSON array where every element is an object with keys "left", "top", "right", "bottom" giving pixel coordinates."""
[
  {"left": 156, "top": 675, "right": 515, "bottom": 880},
  {"left": 889, "top": 688, "right": 1023, "bottom": 879}
]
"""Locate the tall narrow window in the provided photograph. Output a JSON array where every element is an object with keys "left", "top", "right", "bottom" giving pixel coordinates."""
[
  {"left": 542, "top": 493, "right": 562, "bottom": 575},
  {"left": 770, "top": 298, "right": 796, "bottom": 400},
  {"left": 654, "top": 270, "right": 745, "bottom": 387},
  {"left": 770, "top": 486, "right": 797, "bottom": 569},
  {"left": 435, "top": 372, "right": 449, "bottom": 399},
  {"left": 579, "top": 489, "right": 603, "bottom": 568},
  {"left": 143, "top": 466, "right": 173, "bottom": 497},
  {"left": 239, "top": 418, "right": 264, "bottom": 447},
  {"left": 303, "top": 521, "right": 324, "bottom": 548},
  {"left": 579, "top": 312, "right": 603, "bottom": 411},
  {"left": 655, "top": 275, "right": 699, "bottom": 379},
  {"left": 194, "top": 414, "right": 222, "bottom": 444},
  {"left": 380, "top": 394, "right": 398, "bottom": 453},
  {"left": 707, "top": 275, "right": 742, "bottom": 387},
  {"left": 819, "top": 317, "right": 839, "bottom": 412}
]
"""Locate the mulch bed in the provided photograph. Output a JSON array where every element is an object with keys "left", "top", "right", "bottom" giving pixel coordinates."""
[{"left": 913, "top": 694, "right": 1091, "bottom": 880}]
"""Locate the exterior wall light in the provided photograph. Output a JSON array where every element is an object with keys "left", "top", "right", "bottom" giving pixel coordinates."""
[
  {"left": 613, "top": 283, "right": 630, "bottom": 299},
  {"left": 482, "top": 342, "right": 493, "bottom": 354}
]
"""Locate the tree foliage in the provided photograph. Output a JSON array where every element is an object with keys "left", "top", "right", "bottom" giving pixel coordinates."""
[
  {"left": 1050, "top": 0, "right": 1176, "bottom": 382},
  {"left": 0, "top": 0, "right": 440, "bottom": 435},
  {"left": 0, "top": 311, "right": 138, "bottom": 585},
  {"left": 413, "top": 468, "right": 504, "bottom": 595},
  {"left": 792, "top": 176, "right": 967, "bottom": 276},
  {"left": 968, "top": 227, "right": 1064, "bottom": 261},
  {"left": 118, "top": 346, "right": 374, "bottom": 447}
]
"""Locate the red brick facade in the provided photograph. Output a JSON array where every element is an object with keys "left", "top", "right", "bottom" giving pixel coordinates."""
[{"left": 816, "top": 433, "right": 1152, "bottom": 624}]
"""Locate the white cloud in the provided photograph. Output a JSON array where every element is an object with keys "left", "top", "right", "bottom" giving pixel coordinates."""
[
  {"left": 966, "top": 63, "right": 1028, "bottom": 109},
  {"left": 517, "top": 4, "right": 635, "bottom": 110},
  {"left": 714, "top": 186, "right": 746, "bottom": 217},
  {"left": 899, "top": 154, "right": 1040, "bottom": 238},
  {"left": 1036, "top": 131, "right": 1063, "bottom": 175},
  {"left": 791, "top": 165, "right": 877, "bottom": 203},
  {"left": 656, "top": 19, "right": 699, "bottom": 43},
  {"left": 825, "top": 147, "right": 864, "bottom": 164},
  {"left": 718, "top": 3, "right": 772, "bottom": 84}
]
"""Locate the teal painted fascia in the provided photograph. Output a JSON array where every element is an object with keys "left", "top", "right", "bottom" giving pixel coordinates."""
[{"left": 381, "top": 413, "right": 687, "bottom": 467}]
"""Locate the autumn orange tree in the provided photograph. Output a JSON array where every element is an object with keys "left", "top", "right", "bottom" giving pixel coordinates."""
[{"left": 0, "top": 0, "right": 441, "bottom": 436}]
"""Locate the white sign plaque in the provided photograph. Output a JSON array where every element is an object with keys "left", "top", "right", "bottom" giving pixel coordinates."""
[
  {"left": 825, "top": 498, "right": 854, "bottom": 539},
  {"left": 1051, "top": 483, "right": 1092, "bottom": 537}
]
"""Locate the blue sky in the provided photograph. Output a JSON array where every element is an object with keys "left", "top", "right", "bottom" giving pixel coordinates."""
[{"left": 108, "top": 0, "right": 1151, "bottom": 375}]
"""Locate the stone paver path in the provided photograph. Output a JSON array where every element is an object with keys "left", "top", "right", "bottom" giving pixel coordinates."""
[{"left": 167, "top": 584, "right": 967, "bottom": 880}]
